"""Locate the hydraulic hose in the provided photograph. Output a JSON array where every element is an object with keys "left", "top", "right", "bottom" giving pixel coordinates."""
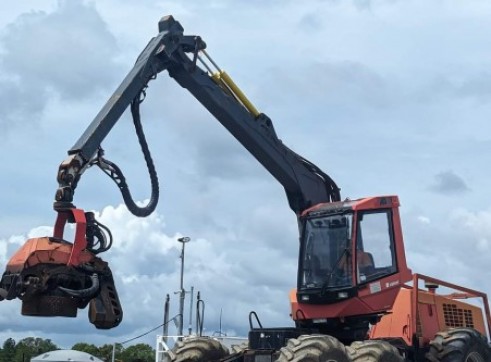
[
  {"left": 96, "top": 90, "right": 159, "bottom": 218},
  {"left": 121, "top": 94, "right": 160, "bottom": 217}
]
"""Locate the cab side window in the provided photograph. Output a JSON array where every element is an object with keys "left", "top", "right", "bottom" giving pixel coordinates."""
[{"left": 357, "top": 211, "right": 396, "bottom": 283}]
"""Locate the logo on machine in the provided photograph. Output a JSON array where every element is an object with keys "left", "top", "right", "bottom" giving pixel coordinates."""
[{"left": 385, "top": 280, "right": 399, "bottom": 288}]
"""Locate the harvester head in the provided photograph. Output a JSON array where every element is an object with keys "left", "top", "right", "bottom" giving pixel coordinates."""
[{"left": 0, "top": 209, "right": 123, "bottom": 329}]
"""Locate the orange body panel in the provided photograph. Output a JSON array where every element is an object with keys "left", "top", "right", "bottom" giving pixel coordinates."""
[
  {"left": 6, "top": 237, "right": 95, "bottom": 273},
  {"left": 291, "top": 289, "right": 374, "bottom": 319},
  {"left": 290, "top": 285, "right": 401, "bottom": 320},
  {"left": 369, "top": 287, "right": 415, "bottom": 346},
  {"left": 370, "top": 285, "right": 487, "bottom": 347}
]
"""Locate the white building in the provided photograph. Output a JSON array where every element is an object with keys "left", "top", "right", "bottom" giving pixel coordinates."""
[{"left": 31, "top": 349, "right": 104, "bottom": 362}]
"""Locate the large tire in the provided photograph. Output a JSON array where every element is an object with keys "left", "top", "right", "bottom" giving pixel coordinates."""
[
  {"left": 426, "top": 328, "right": 490, "bottom": 362},
  {"left": 170, "top": 336, "right": 229, "bottom": 362},
  {"left": 348, "top": 340, "right": 404, "bottom": 361},
  {"left": 276, "top": 334, "right": 350, "bottom": 362}
]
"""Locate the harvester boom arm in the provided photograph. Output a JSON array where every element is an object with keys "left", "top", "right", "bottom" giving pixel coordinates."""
[{"left": 55, "top": 15, "right": 340, "bottom": 216}]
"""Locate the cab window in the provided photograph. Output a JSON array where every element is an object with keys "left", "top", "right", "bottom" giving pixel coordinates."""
[{"left": 356, "top": 210, "right": 396, "bottom": 283}]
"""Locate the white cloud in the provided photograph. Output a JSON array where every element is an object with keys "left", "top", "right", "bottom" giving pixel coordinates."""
[
  {"left": 0, "top": 243, "right": 6, "bottom": 267},
  {"left": 0, "top": 0, "right": 123, "bottom": 130},
  {"left": 416, "top": 216, "right": 430, "bottom": 225},
  {"left": 451, "top": 208, "right": 491, "bottom": 251},
  {"left": 1, "top": 1, "right": 120, "bottom": 99}
]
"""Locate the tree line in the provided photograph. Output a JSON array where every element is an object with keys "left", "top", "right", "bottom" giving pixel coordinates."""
[{"left": 0, "top": 337, "right": 154, "bottom": 362}]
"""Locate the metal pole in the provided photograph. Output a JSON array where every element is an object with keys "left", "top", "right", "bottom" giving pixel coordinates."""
[
  {"left": 111, "top": 343, "right": 116, "bottom": 362},
  {"left": 179, "top": 240, "right": 185, "bottom": 338},
  {"left": 163, "top": 294, "right": 170, "bottom": 343},
  {"left": 195, "top": 291, "right": 200, "bottom": 335},
  {"left": 177, "top": 236, "right": 190, "bottom": 339},
  {"left": 188, "top": 286, "right": 194, "bottom": 335}
]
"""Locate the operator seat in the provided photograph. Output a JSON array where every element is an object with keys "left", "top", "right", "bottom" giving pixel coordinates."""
[{"left": 357, "top": 250, "right": 375, "bottom": 277}]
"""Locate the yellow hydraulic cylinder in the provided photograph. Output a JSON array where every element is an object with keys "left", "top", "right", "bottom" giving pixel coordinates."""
[{"left": 211, "top": 71, "right": 260, "bottom": 117}]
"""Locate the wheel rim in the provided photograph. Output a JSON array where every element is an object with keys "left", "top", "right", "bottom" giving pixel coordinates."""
[{"left": 466, "top": 351, "right": 485, "bottom": 362}]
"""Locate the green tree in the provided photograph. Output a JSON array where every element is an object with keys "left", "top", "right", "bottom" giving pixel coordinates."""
[
  {"left": 72, "top": 342, "right": 100, "bottom": 357},
  {"left": 1, "top": 338, "right": 16, "bottom": 362},
  {"left": 120, "top": 343, "right": 155, "bottom": 362},
  {"left": 14, "top": 342, "right": 32, "bottom": 362},
  {"left": 13, "top": 337, "right": 58, "bottom": 362},
  {"left": 98, "top": 343, "right": 123, "bottom": 362}
]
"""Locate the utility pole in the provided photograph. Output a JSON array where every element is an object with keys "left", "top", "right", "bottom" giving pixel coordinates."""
[
  {"left": 177, "top": 236, "right": 190, "bottom": 339},
  {"left": 163, "top": 294, "right": 170, "bottom": 342},
  {"left": 188, "top": 285, "right": 194, "bottom": 335},
  {"left": 111, "top": 343, "right": 116, "bottom": 362}
]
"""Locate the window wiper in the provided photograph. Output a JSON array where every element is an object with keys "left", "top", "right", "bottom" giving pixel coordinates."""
[{"left": 321, "top": 247, "right": 351, "bottom": 295}]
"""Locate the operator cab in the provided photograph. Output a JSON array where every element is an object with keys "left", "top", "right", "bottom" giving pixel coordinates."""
[{"left": 296, "top": 196, "right": 410, "bottom": 305}]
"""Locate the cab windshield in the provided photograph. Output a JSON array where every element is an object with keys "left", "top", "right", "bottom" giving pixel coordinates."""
[{"left": 299, "top": 213, "right": 353, "bottom": 290}]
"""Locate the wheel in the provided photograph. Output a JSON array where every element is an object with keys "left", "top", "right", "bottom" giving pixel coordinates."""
[
  {"left": 348, "top": 340, "right": 404, "bottom": 361},
  {"left": 276, "top": 334, "right": 350, "bottom": 362},
  {"left": 426, "top": 328, "right": 490, "bottom": 362},
  {"left": 170, "top": 336, "right": 229, "bottom": 362}
]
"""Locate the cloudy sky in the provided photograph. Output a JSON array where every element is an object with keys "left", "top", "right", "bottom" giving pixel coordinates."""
[{"left": 1, "top": 0, "right": 491, "bottom": 351}]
